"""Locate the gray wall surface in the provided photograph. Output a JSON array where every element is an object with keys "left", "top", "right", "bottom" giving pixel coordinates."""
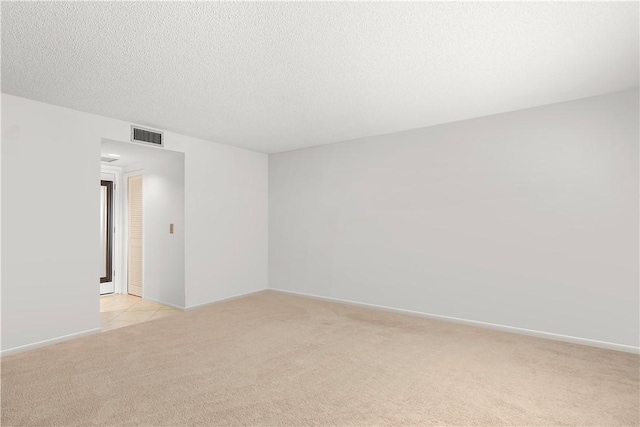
[{"left": 269, "top": 90, "right": 639, "bottom": 348}]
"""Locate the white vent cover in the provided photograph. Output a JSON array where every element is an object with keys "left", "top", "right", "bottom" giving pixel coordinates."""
[
  {"left": 131, "top": 125, "right": 163, "bottom": 147},
  {"left": 101, "top": 156, "right": 119, "bottom": 163}
]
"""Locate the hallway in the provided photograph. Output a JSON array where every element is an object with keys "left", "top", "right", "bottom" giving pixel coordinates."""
[{"left": 100, "top": 294, "right": 180, "bottom": 331}]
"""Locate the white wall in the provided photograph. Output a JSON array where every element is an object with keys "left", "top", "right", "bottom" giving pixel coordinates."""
[
  {"left": 2, "top": 96, "right": 101, "bottom": 352},
  {"left": 176, "top": 138, "right": 269, "bottom": 309},
  {"left": 3, "top": 89, "right": 636, "bottom": 354},
  {"left": 269, "top": 90, "right": 639, "bottom": 350},
  {"left": 1, "top": 94, "right": 268, "bottom": 353},
  {"left": 124, "top": 152, "right": 186, "bottom": 308}
]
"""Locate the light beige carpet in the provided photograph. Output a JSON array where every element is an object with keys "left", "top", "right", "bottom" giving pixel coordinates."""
[{"left": 2, "top": 291, "right": 638, "bottom": 426}]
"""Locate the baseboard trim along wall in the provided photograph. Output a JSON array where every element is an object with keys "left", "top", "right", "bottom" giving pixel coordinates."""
[
  {"left": 0, "top": 328, "right": 102, "bottom": 357},
  {"left": 0, "top": 291, "right": 268, "bottom": 356},
  {"left": 185, "top": 288, "right": 268, "bottom": 311},
  {"left": 269, "top": 288, "right": 640, "bottom": 354},
  {"left": 4, "top": 289, "right": 634, "bottom": 356},
  {"left": 143, "top": 296, "right": 187, "bottom": 311}
]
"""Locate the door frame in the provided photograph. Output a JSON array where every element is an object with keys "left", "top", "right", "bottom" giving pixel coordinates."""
[
  {"left": 100, "top": 165, "right": 123, "bottom": 294},
  {"left": 100, "top": 179, "right": 114, "bottom": 285}
]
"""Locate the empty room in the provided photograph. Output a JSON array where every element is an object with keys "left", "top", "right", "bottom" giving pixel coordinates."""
[{"left": 1, "top": 1, "right": 638, "bottom": 426}]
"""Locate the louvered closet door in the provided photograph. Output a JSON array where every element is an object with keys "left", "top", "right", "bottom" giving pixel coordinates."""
[{"left": 128, "top": 175, "right": 143, "bottom": 297}]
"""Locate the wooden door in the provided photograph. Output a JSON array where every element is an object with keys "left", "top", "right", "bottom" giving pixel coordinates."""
[{"left": 128, "top": 175, "right": 143, "bottom": 297}]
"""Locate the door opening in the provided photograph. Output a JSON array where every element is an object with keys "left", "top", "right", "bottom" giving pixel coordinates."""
[
  {"left": 100, "top": 176, "right": 115, "bottom": 294},
  {"left": 100, "top": 137, "right": 185, "bottom": 311}
]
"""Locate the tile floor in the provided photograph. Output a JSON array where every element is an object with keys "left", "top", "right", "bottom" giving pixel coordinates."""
[{"left": 100, "top": 294, "right": 180, "bottom": 331}]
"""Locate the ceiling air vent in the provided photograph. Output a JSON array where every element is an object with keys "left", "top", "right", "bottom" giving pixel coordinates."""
[
  {"left": 131, "top": 125, "right": 164, "bottom": 147},
  {"left": 101, "top": 157, "right": 119, "bottom": 163}
]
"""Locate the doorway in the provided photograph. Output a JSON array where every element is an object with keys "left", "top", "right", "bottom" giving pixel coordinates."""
[
  {"left": 100, "top": 171, "right": 116, "bottom": 294},
  {"left": 99, "top": 138, "right": 185, "bottom": 307}
]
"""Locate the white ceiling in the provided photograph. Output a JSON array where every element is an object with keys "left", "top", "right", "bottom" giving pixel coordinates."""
[{"left": 2, "top": 2, "right": 638, "bottom": 154}]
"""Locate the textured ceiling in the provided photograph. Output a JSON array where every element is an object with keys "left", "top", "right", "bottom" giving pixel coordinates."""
[{"left": 2, "top": 2, "right": 638, "bottom": 154}]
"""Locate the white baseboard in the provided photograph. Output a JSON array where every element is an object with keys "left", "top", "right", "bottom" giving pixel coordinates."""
[
  {"left": 0, "top": 291, "right": 266, "bottom": 356},
  {"left": 269, "top": 288, "right": 640, "bottom": 354},
  {"left": 185, "top": 288, "right": 268, "bottom": 311},
  {"left": 1, "top": 328, "right": 102, "bottom": 357},
  {"left": 143, "top": 296, "right": 186, "bottom": 311}
]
